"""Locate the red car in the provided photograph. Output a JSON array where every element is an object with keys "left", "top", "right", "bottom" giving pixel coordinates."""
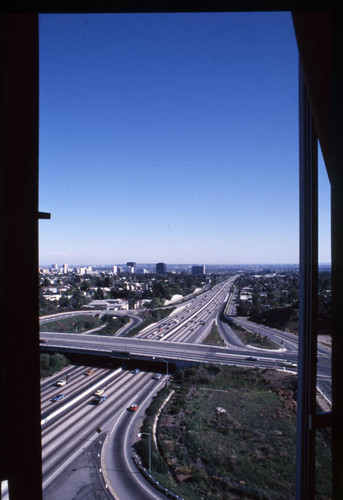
[{"left": 128, "top": 403, "right": 139, "bottom": 411}]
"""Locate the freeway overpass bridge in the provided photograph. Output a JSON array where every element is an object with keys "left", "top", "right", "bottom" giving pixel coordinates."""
[
  {"left": 40, "top": 332, "right": 295, "bottom": 371},
  {"left": 40, "top": 331, "right": 332, "bottom": 403}
]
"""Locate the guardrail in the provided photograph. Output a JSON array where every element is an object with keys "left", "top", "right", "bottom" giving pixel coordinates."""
[{"left": 132, "top": 455, "right": 184, "bottom": 500}]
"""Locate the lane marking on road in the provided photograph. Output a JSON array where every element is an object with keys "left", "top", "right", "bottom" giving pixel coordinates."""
[
  {"left": 101, "top": 377, "right": 167, "bottom": 500},
  {"left": 123, "top": 380, "right": 168, "bottom": 500},
  {"left": 162, "top": 279, "right": 236, "bottom": 341},
  {"left": 41, "top": 368, "right": 122, "bottom": 426},
  {"left": 43, "top": 371, "right": 145, "bottom": 491}
]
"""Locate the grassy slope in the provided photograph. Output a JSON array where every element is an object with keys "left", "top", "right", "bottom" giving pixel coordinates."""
[
  {"left": 40, "top": 314, "right": 104, "bottom": 333},
  {"left": 136, "top": 365, "right": 331, "bottom": 500},
  {"left": 227, "top": 318, "right": 279, "bottom": 350},
  {"left": 202, "top": 322, "right": 225, "bottom": 347}
]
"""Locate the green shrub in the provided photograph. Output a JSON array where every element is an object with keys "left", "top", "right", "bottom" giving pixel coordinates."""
[{"left": 40, "top": 352, "right": 69, "bottom": 377}]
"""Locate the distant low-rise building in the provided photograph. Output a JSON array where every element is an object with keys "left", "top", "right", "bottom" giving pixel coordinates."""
[
  {"left": 87, "top": 299, "right": 129, "bottom": 310},
  {"left": 240, "top": 286, "right": 253, "bottom": 302},
  {"left": 44, "top": 294, "right": 62, "bottom": 302}
]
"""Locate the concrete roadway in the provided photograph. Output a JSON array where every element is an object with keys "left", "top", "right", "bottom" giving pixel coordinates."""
[
  {"left": 39, "top": 277, "right": 332, "bottom": 499},
  {"left": 230, "top": 316, "right": 332, "bottom": 402},
  {"left": 41, "top": 367, "right": 170, "bottom": 498},
  {"left": 101, "top": 377, "right": 170, "bottom": 500},
  {"left": 40, "top": 298, "right": 331, "bottom": 404}
]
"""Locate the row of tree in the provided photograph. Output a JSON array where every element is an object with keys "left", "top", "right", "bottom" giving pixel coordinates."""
[
  {"left": 235, "top": 271, "right": 332, "bottom": 334},
  {"left": 39, "top": 272, "right": 217, "bottom": 315}
]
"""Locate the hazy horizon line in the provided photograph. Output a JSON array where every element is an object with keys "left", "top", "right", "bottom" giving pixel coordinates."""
[{"left": 39, "top": 262, "right": 332, "bottom": 268}]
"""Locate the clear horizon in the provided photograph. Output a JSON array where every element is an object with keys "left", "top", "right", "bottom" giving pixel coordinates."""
[{"left": 39, "top": 12, "right": 331, "bottom": 266}]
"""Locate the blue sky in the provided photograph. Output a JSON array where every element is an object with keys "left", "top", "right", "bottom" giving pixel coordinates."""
[{"left": 38, "top": 12, "right": 331, "bottom": 266}]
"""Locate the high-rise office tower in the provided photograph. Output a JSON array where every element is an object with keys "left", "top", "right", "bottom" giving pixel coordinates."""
[
  {"left": 156, "top": 262, "right": 167, "bottom": 274},
  {"left": 127, "top": 262, "right": 136, "bottom": 274},
  {"left": 191, "top": 265, "right": 206, "bottom": 276}
]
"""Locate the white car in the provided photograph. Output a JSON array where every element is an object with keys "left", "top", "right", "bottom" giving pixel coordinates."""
[
  {"left": 94, "top": 389, "right": 104, "bottom": 396},
  {"left": 283, "top": 361, "right": 297, "bottom": 368},
  {"left": 56, "top": 379, "right": 66, "bottom": 387}
]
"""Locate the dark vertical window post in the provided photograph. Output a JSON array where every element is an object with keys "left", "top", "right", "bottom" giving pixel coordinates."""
[
  {"left": 331, "top": 12, "right": 343, "bottom": 499},
  {"left": 1, "top": 14, "right": 42, "bottom": 499},
  {"left": 296, "top": 63, "right": 318, "bottom": 500}
]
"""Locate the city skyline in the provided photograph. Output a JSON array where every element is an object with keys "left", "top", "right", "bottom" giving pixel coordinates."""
[
  {"left": 38, "top": 12, "right": 331, "bottom": 266},
  {"left": 40, "top": 261, "right": 329, "bottom": 271}
]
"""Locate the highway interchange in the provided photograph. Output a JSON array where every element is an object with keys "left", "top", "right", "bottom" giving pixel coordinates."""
[{"left": 40, "top": 275, "right": 332, "bottom": 499}]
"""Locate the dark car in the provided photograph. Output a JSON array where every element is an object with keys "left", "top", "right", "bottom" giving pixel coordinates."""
[
  {"left": 94, "top": 395, "right": 107, "bottom": 405},
  {"left": 51, "top": 394, "right": 65, "bottom": 402}
]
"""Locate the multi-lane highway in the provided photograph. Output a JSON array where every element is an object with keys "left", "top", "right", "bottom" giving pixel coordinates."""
[
  {"left": 135, "top": 276, "right": 237, "bottom": 343},
  {"left": 41, "top": 364, "right": 170, "bottom": 496},
  {"left": 40, "top": 275, "right": 332, "bottom": 498},
  {"left": 229, "top": 316, "right": 332, "bottom": 399},
  {"left": 40, "top": 277, "right": 241, "bottom": 497}
]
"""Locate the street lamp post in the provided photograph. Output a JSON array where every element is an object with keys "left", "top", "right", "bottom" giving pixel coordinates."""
[{"left": 138, "top": 432, "right": 151, "bottom": 474}]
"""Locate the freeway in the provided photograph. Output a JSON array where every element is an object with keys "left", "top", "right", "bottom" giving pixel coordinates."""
[
  {"left": 40, "top": 330, "right": 331, "bottom": 401},
  {"left": 40, "top": 273, "right": 331, "bottom": 402},
  {"left": 41, "top": 348, "right": 331, "bottom": 410},
  {"left": 217, "top": 310, "right": 248, "bottom": 349},
  {"left": 232, "top": 315, "right": 330, "bottom": 356},
  {"left": 101, "top": 376, "right": 170, "bottom": 500},
  {"left": 42, "top": 332, "right": 284, "bottom": 365},
  {"left": 131, "top": 276, "right": 238, "bottom": 343},
  {"left": 41, "top": 332, "right": 332, "bottom": 401},
  {"left": 40, "top": 276, "right": 252, "bottom": 497},
  {"left": 40, "top": 277, "right": 237, "bottom": 342},
  {"left": 41, "top": 365, "right": 170, "bottom": 497},
  {"left": 40, "top": 275, "right": 332, "bottom": 499},
  {"left": 230, "top": 315, "right": 332, "bottom": 402}
]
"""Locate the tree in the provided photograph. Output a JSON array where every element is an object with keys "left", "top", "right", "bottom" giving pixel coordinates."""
[
  {"left": 40, "top": 353, "right": 50, "bottom": 372},
  {"left": 80, "top": 280, "right": 91, "bottom": 291},
  {"left": 92, "top": 288, "right": 104, "bottom": 300},
  {"left": 50, "top": 353, "right": 68, "bottom": 370},
  {"left": 59, "top": 294, "right": 71, "bottom": 309}
]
